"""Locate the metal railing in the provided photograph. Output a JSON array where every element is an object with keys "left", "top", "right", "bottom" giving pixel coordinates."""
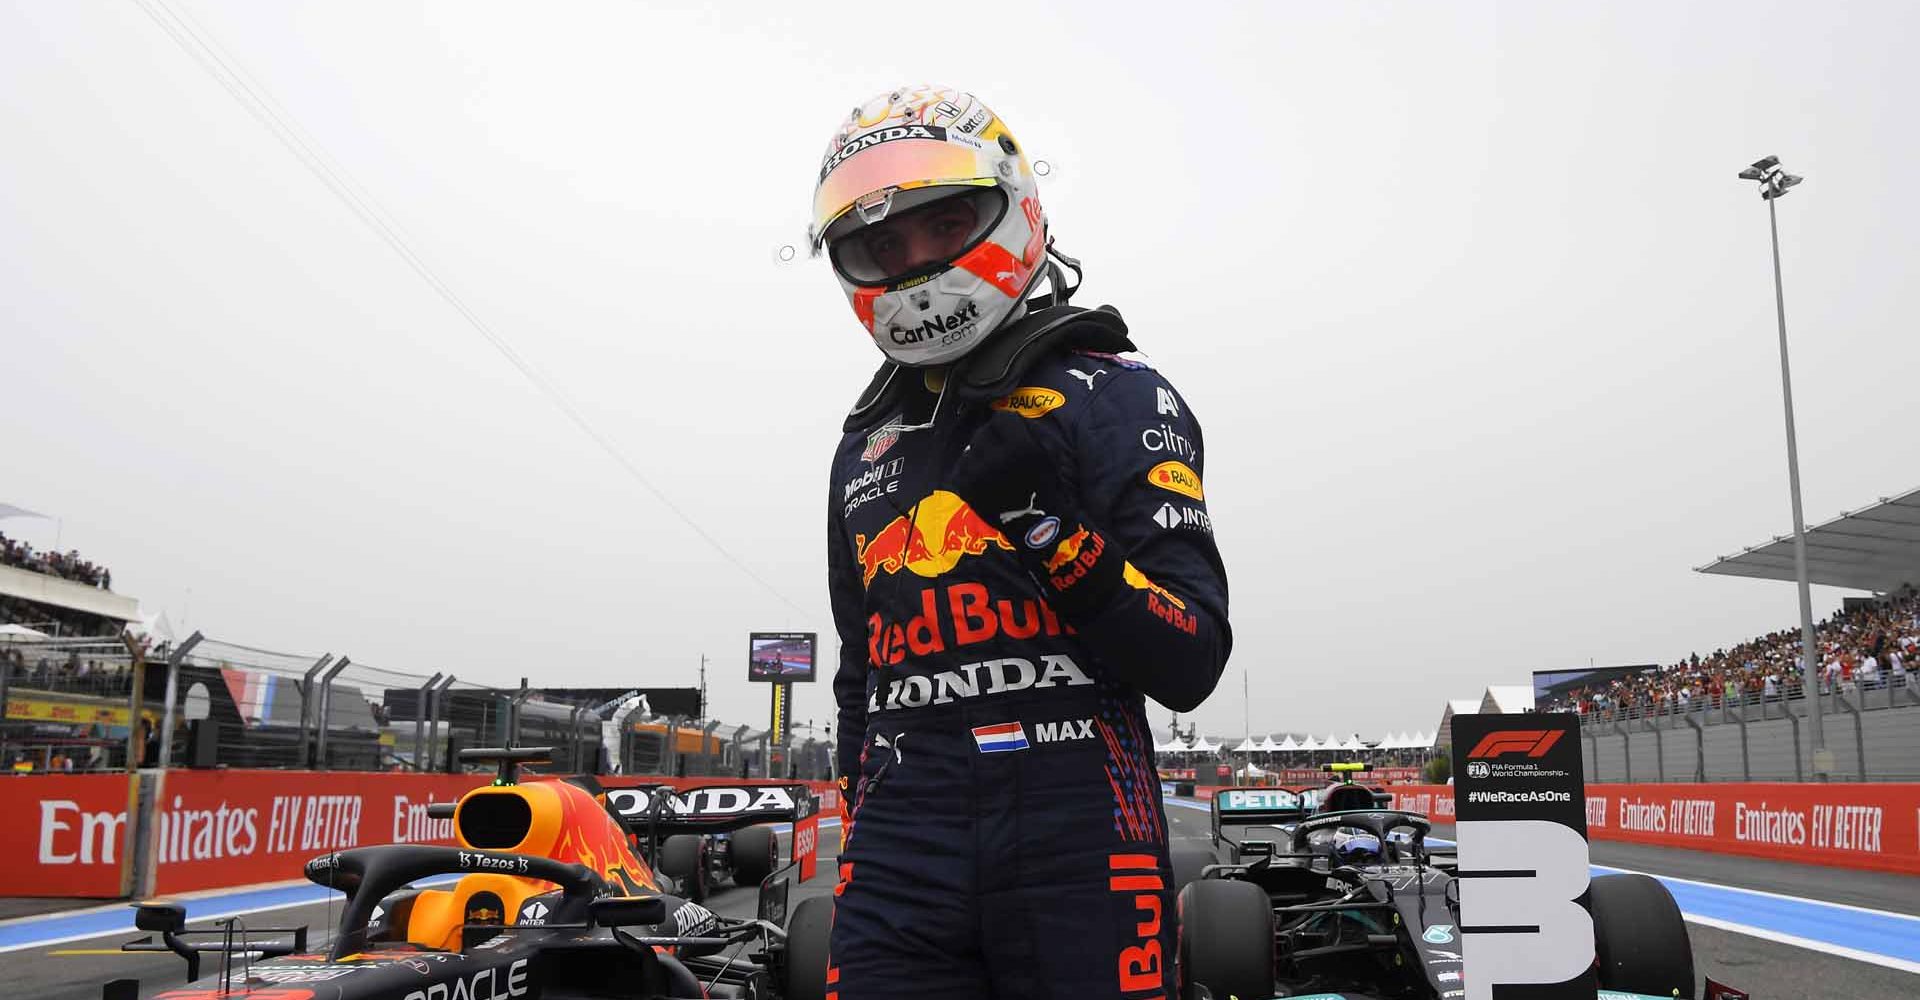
[
  {"left": 1579, "top": 684, "right": 1920, "bottom": 783},
  {"left": 1, "top": 631, "right": 775, "bottom": 779}
]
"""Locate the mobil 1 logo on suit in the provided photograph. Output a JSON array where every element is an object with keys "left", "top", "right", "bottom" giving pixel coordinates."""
[{"left": 1450, "top": 713, "right": 1595, "bottom": 1000}]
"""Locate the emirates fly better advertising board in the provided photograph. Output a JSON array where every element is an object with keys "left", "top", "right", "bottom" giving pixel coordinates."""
[{"left": 1450, "top": 713, "right": 1597, "bottom": 1000}]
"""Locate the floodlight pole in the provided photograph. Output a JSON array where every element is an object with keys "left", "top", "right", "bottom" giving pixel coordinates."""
[{"left": 1742, "top": 155, "right": 1825, "bottom": 778}]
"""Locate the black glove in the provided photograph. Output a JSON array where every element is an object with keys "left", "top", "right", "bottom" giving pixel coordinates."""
[{"left": 948, "top": 409, "right": 1128, "bottom": 620}]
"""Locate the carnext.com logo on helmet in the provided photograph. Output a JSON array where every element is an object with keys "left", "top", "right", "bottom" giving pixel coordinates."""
[{"left": 889, "top": 299, "right": 980, "bottom": 346}]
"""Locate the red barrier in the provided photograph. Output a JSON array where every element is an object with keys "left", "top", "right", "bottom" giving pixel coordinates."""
[
  {"left": 4, "top": 772, "right": 134, "bottom": 897},
  {"left": 6, "top": 771, "right": 843, "bottom": 899},
  {"left": 151, "top": 770, "right": 492, "bottom": 894},
  {"left": 1387, "top": 783, "right": 1920, "bottom": 876}
]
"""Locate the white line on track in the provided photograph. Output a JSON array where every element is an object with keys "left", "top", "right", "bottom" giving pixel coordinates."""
[
  {"left": 0, "top": 896, "right": 357, "bottom": 955},
  {"left": 1, "top": 820, "right": 846, "bottom": 954},
  {"left": 1677, "top": 912, "right": 1920, "bottom": 976},
  {"left": 1589, "top": 862, "right": 1920, "bottom": 924}
]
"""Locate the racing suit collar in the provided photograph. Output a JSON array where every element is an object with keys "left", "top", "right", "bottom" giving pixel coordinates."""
[{"left": 842, "top": 303, "right": 1133, "bottom": 433}]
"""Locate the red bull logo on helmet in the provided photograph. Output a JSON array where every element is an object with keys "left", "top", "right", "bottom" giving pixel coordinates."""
[{"left": 854, "top": 490, "right": 1014, "bottom": 586}]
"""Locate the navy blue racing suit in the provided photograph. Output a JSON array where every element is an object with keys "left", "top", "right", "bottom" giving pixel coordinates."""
[{"left": 825, "top": 321, "right": 1231, "bottom": 1000}]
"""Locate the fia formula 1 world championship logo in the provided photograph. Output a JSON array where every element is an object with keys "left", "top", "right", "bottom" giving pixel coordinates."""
[{"left": 1466, "top": 730, "right": 1565, "bottom": 759}]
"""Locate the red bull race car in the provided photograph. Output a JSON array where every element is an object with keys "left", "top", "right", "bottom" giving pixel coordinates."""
[
  {"left": 105, "top": 748, "right": 834, "bottom": 1000},
  {"left": 603, "top": 782, "right": 799, "bottom": 903},
  {"left": 1175, "top": 764, "right": 1716, "bottom": 1000}
]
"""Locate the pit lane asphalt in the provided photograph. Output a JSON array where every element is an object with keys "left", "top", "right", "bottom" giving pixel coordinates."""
[
  {"left": 3, "top": 825, "right": 845, "bottom": 1000},
  {"left": 8, "top": 805, "right": 1915, "bottom": 999}
]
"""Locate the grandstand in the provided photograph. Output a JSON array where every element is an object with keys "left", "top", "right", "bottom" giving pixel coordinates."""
[{"left": 1, "top": 507, "right": 148, "bottom": 771}]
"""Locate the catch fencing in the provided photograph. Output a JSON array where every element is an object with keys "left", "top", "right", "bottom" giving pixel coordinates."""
[
  {"left": 1, "top": 630, "right": 823, "bottom": 780},
  {"left": 1579, "top": 690, "right": 1920, "bottom": 783}
]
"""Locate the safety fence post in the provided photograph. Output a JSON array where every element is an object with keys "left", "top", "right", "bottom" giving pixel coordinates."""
[
  {"left": 295, "top": 654, "right": 332, "bottom": 769},
  {"left": 617, "top": 699, "right": 649, "bottom": 774},
  {"left": 507, "top": 678, "right": 531, "bottom": 748},
  {"left": 1837, "top": 690, "right": 1867, "bottom": 781},
  {"left": 428, "top": 674, "right": 456, "bottom": 770},
  {"left": 154, "top": 632, "right": 204, "bottom": 769},
  {"left": 1785, "top": 701, "right": 1803, "bottom": 782},
  {"left": 1732, "top": 699, "right": 1751, "bottom": 782},
  {"left": 314, "top": 657, "right": 351, "bottom": 771},
  {"left": 1684, "top": 711, "right": 1706, "bottom": 781},
  {"left": 413, "top": 672, "right": 443, "bottom": 771}
]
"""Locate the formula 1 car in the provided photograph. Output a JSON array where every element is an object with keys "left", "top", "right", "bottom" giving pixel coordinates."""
[
  {"left": 106, "top": 748, "right": 832, "bottom": 1000},
  {"left": 603, "top": 782, "right": 801, "bottom": 903},
  {"left": 1177, "top": 766, "right": 1705, "bottom": 1000}
]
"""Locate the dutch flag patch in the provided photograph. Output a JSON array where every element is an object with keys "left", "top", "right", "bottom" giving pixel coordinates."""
[{"left": 971, "top": 722, "right": 1030, "bottom": 753}]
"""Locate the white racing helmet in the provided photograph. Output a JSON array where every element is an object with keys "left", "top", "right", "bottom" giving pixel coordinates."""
[{"left": 810, "top": 85, "right": 1048, "bottom": 367}]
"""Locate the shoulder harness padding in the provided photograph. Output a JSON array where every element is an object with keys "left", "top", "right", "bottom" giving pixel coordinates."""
[{"left": 843, "top": 305, "right": 1133, "bottom": 432}]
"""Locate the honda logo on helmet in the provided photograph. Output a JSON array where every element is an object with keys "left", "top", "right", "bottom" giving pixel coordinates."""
[
  {"left": 821, "top": 125, "right": 948, "bottom": 180},
  {"left": 1467, "top": 730, "right": 1565, "bottom": 759}
]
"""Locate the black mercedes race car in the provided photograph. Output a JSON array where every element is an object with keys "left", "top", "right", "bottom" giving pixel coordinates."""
[
  {"left": 1176, "top": 771, "right": 1707, "bottom": 1000},
  {"left": 105, "top": 749, "right": 836, "bottom": 1000}
]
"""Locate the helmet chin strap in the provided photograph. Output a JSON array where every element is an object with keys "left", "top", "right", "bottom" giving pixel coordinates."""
[{"left": 1026, "top": 240, "right": 1083, "bottom": 311}]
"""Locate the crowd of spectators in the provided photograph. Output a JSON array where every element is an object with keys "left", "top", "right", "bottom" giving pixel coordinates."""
[
  {"left": 1545, "top": 588, "right": 1920, "bottom": 719},
  {"left": 2, "top": 645, "right": 135, "bottom": 698},
  {"left": 0, "top": 532, "right": 113, "bottom": 590},
  {"left": 0, "top": 594, "right": 119, "bottom": 639}
]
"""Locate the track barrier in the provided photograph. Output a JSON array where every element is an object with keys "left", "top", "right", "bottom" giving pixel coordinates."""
[
  {"left": 5, "top": 770, "right": 839, "bottom": 898},
  {"left": 1385, "top": 782, "right": 1920, "bottom": 876}
]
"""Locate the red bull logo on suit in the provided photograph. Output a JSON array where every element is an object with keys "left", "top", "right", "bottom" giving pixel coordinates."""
[{"left": 854, "top": 490, "right": 1014, "bottom": 586}]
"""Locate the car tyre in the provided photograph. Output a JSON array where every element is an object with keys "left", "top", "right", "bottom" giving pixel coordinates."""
[
  {"left": 731, "top": 825, "right": 779, "bottom": 888},
  {"left": 661, "top": 834, "right": 709, "bottom": 902},
  {"left": 1170, "top": 845, "right": 1223, "bottom": 895},
  {"left": 783, "top": 895, "right": 833, "bottom": 1000},
  {"left": 1179, "top": 878, "right": 1273, "bottom": 1000},
  {"left": 1591, "top": 873, "right": 1695, "bottom": 999}
]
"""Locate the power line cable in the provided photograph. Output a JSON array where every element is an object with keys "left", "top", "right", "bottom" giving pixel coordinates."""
[{"left": 130, "top": 0, "right": 812, "bottom": 619}]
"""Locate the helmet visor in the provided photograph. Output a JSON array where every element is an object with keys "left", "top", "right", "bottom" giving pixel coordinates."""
[
  {"left": 812, "top": 135, "right": 995, "bottom": 248},
  {"left": 826, "top": 186, "right": 1007, "bottom": 287}
]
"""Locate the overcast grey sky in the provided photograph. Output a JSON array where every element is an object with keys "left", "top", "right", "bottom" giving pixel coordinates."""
[{"left": 4, "top": 1, "right": 1916, "bottom": 740}]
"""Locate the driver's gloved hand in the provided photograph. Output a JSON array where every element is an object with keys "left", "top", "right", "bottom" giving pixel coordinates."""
[{"left": 947, "top": 408, "right": 1128, "bottom": 622}]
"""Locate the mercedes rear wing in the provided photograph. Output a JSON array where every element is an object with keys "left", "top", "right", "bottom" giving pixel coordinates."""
[{"left": 1211, "top": 786, "right": 1310, "bottom": 842}]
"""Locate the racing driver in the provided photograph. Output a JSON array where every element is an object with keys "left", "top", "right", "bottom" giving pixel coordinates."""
[{"left": 815, "top": 85, "right": 1232, "bottom": 999}]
